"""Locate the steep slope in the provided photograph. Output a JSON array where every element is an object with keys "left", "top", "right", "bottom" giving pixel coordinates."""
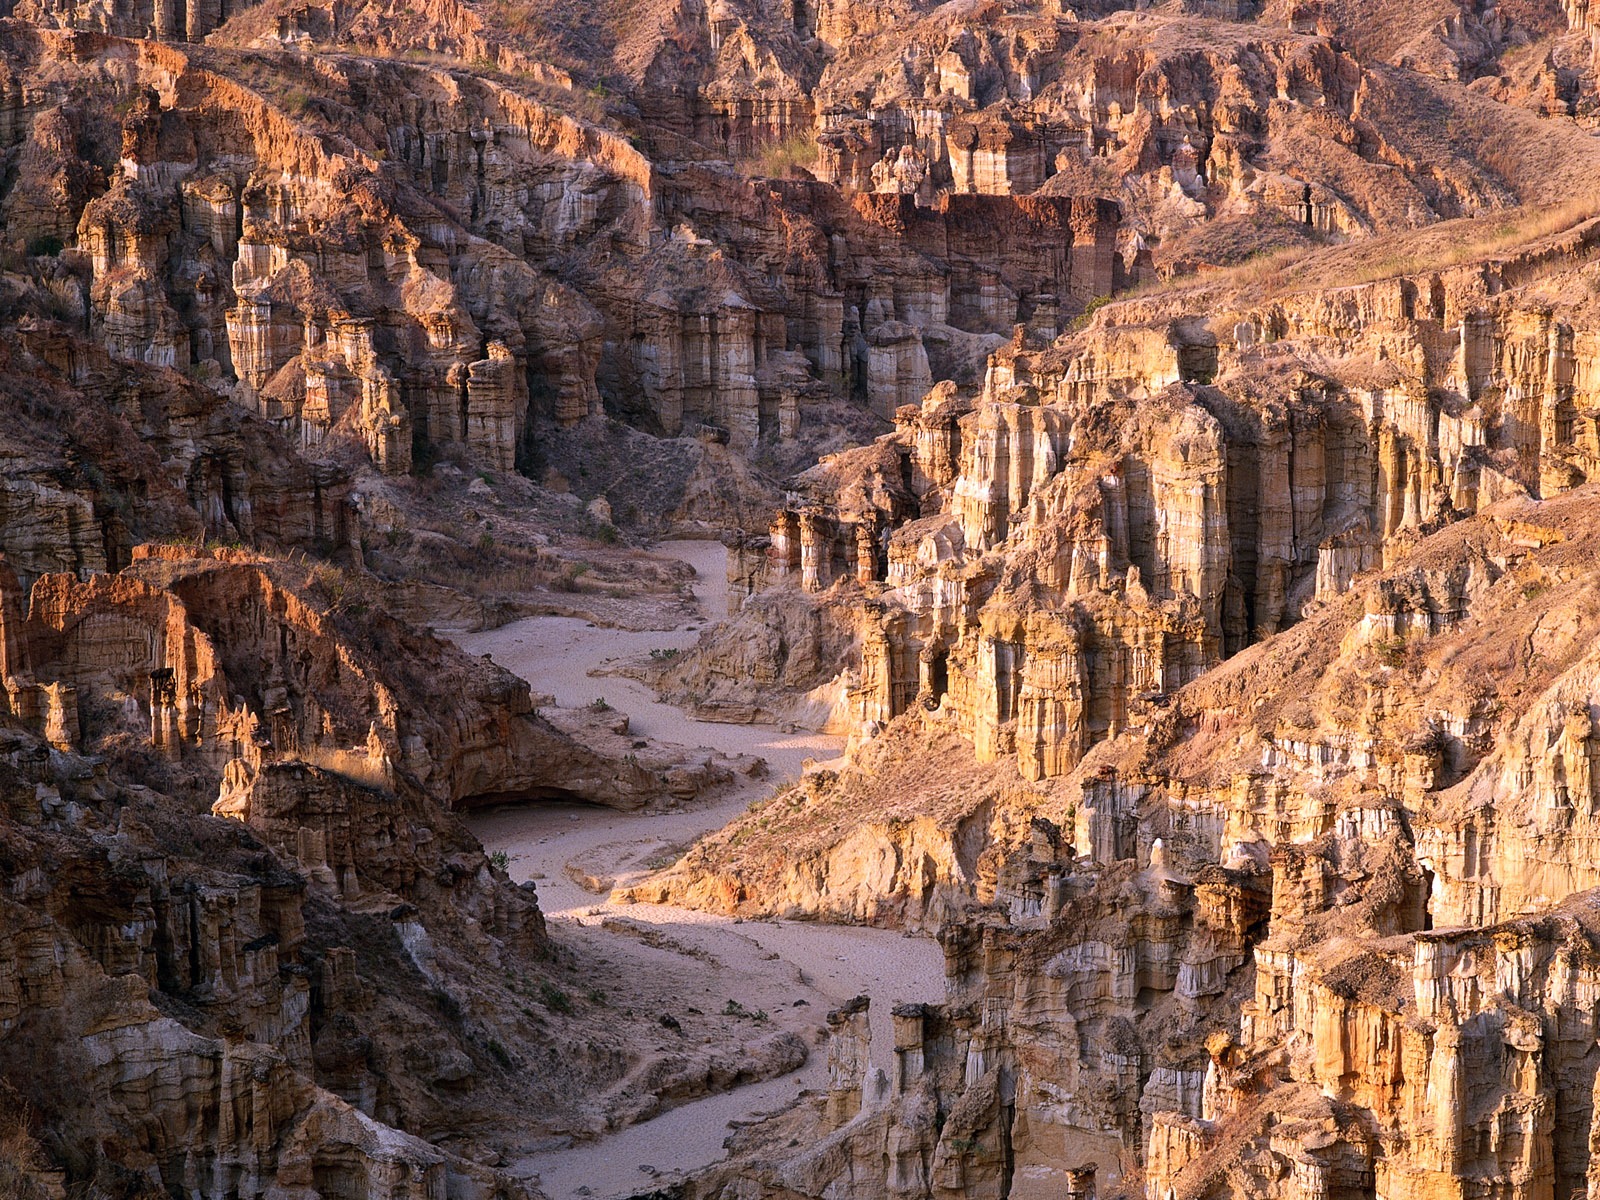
[
  {"left": 5, "top": 0, "right": 1600, "bottom": 1193},
  {"left": 637, "top": 211, "right": 1600, "bottom": 1199}
]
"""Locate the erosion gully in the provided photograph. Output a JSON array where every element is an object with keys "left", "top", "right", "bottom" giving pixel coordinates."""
[{"left": 454, "top": 540, "right": 944, "bottom": 1200}]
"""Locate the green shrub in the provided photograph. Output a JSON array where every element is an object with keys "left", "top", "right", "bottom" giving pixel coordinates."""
[{"left": 540, "top": 982, "right": 573, "bottom": 1014}]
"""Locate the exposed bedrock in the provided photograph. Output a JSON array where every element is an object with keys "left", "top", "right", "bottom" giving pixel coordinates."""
[
  {"left": 671, "top": 482, "right": 1600, "bottom": 1200},
  {"left": 0, "top": 23, "right": 1134, "bottom": 482},
  {"left": 712, "top": 217, "right": 1600, "bottom": 791},
  {"left": 0, "top": 546, "right": 683, "bottom": 811}
]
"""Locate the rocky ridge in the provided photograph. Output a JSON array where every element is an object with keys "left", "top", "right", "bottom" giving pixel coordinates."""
[
  {"left": 6, "top": 0, "right": 1600, "bottom": 1195},
  {"left": 0, "top": 540, "right": 808, "bottom": 1199},
  {"left": 637, "top": 209, "right": 1600, "bottom": 1199},
  {"left": 671, "top": 480, "right": 1600, "bottom": 1200}
]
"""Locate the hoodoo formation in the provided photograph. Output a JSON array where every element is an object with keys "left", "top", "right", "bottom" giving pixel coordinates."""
[{"left": 4, "top": 0, "right": 1600, "bottom": 1197}]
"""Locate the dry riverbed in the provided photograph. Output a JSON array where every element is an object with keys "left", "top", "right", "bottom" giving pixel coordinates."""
[{"left": 455, "top": 541, "right": 944, "bottom": 1200}]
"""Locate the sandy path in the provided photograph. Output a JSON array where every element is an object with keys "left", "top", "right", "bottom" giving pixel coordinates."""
[
  {"left": 455, "top": 541, "right": 944, "bottom": 1200},
  {"left": 455, "top": 541, "right": 829, "bottom": 774}
]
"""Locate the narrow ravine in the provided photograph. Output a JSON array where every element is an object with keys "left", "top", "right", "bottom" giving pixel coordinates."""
[{"left": 453, "top": 541, "right": 944, "bottom": 1200}]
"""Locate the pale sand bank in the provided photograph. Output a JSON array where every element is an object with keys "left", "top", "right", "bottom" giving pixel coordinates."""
[{"left": 455, "top": 540, "right": 944, "bottom": 1199}]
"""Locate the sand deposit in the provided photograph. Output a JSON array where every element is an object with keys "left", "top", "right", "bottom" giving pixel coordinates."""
[{"left": 458, "top": 541, "right": 944, "bottom": 1199}]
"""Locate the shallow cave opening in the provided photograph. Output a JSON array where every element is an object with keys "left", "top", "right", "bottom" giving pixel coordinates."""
[
  {"left": 455, "top": 787, "right": 608, "bottom": 812},
  {"left": 1177, "top": 344, "right": 1217, "bottom": 385}
]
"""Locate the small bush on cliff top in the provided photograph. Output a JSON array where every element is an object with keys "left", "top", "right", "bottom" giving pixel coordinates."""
[
  {"left": 721, "top": 999, "right": 768, "bottom": 1022},
  {"left": 0, "top": 1084, "right": 51, "bottom": 1200},
  {"left": 738, "top": 132, "right": 818, "bottom": 179}
]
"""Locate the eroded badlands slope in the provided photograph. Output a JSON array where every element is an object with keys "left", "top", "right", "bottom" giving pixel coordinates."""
[
  {"left": 4, "top": 0, "right": 1600, "bottom": 1196},
  {"left": 640, "top": 208, "right": 1600, "bottom": 1199}
]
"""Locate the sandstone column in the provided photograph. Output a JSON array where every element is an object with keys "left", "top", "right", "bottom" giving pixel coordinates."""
[
  {"left": 799, "top": 511, "right": 831, "bottom": 592},
  {"left": 826, "top": 995, "right": 871, "bottom": 1124}
]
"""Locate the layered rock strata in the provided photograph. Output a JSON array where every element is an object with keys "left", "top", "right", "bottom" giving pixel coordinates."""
[
  {"left": 0, "top": 538, "right": 799, "bottom": 1197},
  {"left": 6, "top": 0, "right": 1598, "bottom": 516},
  {"left": 0, "top": 544, "right": 695, "bottom": 811},
  {"left": 671, "top": 469, "right": 1600, "bottom": 1200},
  {"left": 0, "top": 19, "right": 1132, "bottom": 483},
  {"left": 618, "top": 203, "right": 1600, "bottom": 1199},
  {"left": 708, "top": 212, "right": 1600, "bottom": 792}
]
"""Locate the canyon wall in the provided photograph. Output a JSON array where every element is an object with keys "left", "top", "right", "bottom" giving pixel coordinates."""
[
  {"left": 725, "top": 215, "right": 1600, "bottom": 792},
  {"left": 8, "top": 0, "right": 1600, "bottom": 1195},
  {"left": 0, "top": 19, "right": 1135, "bottom": 485},
  {"left": 632, "top": 198, "right": 1600, "bottom": 1200},
  {"left": 0, "top": 538, "right": 796, "bottom": 1198},
  {"left": 0, "top": 544, "right": 688, "bottom": 810},
  {"left": 678, "top": 460, "right": 1600, "bottom": 1200}
]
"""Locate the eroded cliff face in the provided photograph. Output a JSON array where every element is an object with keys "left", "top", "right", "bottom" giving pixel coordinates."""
[
  {"left": 0, "top": 15, "right": 1135, "bottom": 495},
  {"left": 604, "top": 197, "right": 1600, "bottom": 1199},
  {"left": 0, "top": 750, "right": 547, "bottom": 1200},
  {"left": 7, "top": 0, "right": 1600, "bottom": 1194},
  {"left": 0, "top": 542, "right": 807, "bottom": 1198},
  {"left": 808, "top": 5, "right": 1600, "bottom": 264},
  {"left": 0, "top": 545, "right": 694, "bottom": 810},
  {"left": 9, "top": 0, "right": 1599, "bottom": 498},
  {"left": 665, "top": 459, "right": 1600, "bottom": 1200},
  {"left": 701, "top": 208, "right": 1600, "bottom": 800}
]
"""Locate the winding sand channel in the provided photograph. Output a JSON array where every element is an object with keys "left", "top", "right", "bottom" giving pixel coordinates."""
[{"left": 455, "top": 541, "right": 945, "bottom": 1200}]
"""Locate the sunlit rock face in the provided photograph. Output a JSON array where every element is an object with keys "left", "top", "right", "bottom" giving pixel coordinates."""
[
  {"left": 640, "top": 213, "right": 1600, "bottom": 1198},
  {"left": 668, "top": 483, "right": 1600, "bottom": 1200},
  {"left": 0, "top": 19, "right": 1139, "bottom": 482},
  {"left": 734, "top": 219, "right": 1600, "bottom": 788},
  {"left": 7, "top": 0, "right": 1600, "bottom": 1194}
]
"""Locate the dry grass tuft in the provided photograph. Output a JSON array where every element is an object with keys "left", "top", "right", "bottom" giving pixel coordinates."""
[
  {"left": 0, "top": 1082, "right": 53, "bottom": 1200},
  {"left": 1112, "top": 198, "right": 1600, "bottom": 318},
  {"left": 1320, "top": 198, "right": 1600, "bottom": 288},
  {"left": 736, "top": 132, "right": 818, "bottom": 179}
]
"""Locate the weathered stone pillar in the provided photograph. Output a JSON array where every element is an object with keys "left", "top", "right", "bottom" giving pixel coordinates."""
[
  {"left": 1045, "top": 865, "right": 1067, "bottom": 921},
  {"left": 799, "top": 511, "right": 831, "bottom": 592},
  {"left": 465, "top": 341, "right": 526, "bottom": 474},
  {"left": 0, "top": 561, "right": 25, "bottom": 705},
  {"left": 1068, "top": 197, "right": 1119, "bottom": 302},
  {"left": 769, "top": 511, "right": 800, "bottom": 580},
  {"left": 150, "top": 667, "right": 183, "bottom": 759},
  {"left": 825, "top": 995, "right": 871, "bottom": 1125},
  {"left": 41, "top": 681, "right": 78, "bottom": 752},
  {"left": 855, "top": 521, "right": 878, "bottom": 585},
  {"left": 892, "top": 1003, "right": 929, "bottom": 1094}
]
